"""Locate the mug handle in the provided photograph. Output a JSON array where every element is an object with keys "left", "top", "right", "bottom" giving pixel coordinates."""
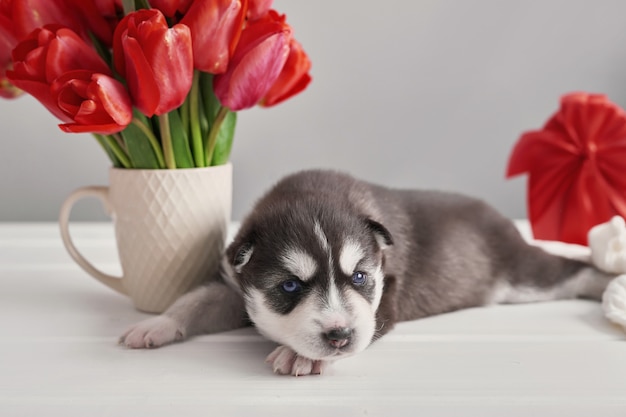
[{"left": 59, "top": 186, "right": 128, "bottom": 295}]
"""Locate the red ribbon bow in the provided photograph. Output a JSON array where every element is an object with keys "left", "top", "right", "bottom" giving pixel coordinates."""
[{"left": 507, "top": 92, "right": 626, "bottom": 245}]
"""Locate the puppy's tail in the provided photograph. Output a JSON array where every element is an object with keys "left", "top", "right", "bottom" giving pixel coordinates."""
[{"left": 492, "top": 244, "right": 614, "bottom": 305}]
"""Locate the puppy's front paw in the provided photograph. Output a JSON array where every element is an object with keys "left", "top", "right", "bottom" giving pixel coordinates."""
[
  {"left": 119, "top": 316, "right": 184, "bottom": 349},
  {"left": 265, "top": 345, "right": 327, "bottom": 376}
]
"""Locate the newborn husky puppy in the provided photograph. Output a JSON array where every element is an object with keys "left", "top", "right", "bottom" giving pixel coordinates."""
[{"left": 121, "top": 170, "right": 615, "bottom": 376}]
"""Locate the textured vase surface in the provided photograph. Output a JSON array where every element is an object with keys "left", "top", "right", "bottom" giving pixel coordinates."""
[
  {"left": 60, "top": 164, "right": 232, "bottom": 313},
  {"left": 111, "top": 165, "right": 232, "bottom": 312}
]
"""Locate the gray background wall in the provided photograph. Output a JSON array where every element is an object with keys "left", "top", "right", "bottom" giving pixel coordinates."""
[{"left": 2, "top": 0, "right": 626, "bottom": 222}]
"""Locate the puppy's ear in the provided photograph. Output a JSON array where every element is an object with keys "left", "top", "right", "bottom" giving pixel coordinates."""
[
  {"left": 366, "top": 219, "right": 393, "bottom": 249},
  {"left": 231, "top": 242, "right": 254, "bottom": 273},
  {"left": 226, "top": 229, "right": 255, "bottom": 274},
  {"left": 221, "top": 229, "right": 256, "bottom": 293}
]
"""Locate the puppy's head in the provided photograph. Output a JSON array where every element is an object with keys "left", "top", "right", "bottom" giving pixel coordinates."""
[{"left": 226, "top": 201, "right": 392, "bottom": 361}]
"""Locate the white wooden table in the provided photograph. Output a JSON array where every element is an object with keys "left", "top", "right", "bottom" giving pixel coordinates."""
[{"left": 1, "top": 222, "right": 625, "bottom": 416}]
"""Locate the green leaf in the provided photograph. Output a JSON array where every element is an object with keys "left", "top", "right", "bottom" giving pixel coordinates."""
[
  {"left": 136, "top": 0, "right": 151, "bottom": 9},
  {"left": 168, "top": 110, "right": 194, "bottom": 168},
  {"left": 200, "top": 72, "right": 220, "bottom": 128},
  {"left": 180, "top": 96, "right": 190, "bottom": 137},
  {"left": 197, "top": 91, "right": 210, "bottom": 142},
  {"left": 188, "top": 71, "right": 206, "bottom": 167},
  {"left": 211, "top": 111, "right": 236, "bottom": 166},
  {"left": 93, "top": 134, "right": 122, "bottom": 168},
  {"left": 121, "top": 122, "right": 161, "bottom": 169}
]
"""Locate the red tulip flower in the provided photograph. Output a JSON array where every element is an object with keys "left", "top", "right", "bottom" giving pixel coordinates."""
[
  {"left": 247, "top": 0, "right": 273, "bottom": 20},
  {"left": 150, "top": 0, "right": 193, "bottom": 18},
  {"left": 67, "top": 0, "right": 123, "bottom": 46},
  {"left": 0, "top": 13, "right": 19, "bottom": 98},
  {"left": 0, "top": 0, "right": 311, "bottom": 169},
  {"left": 113, "top": 9, "right": 193, "bottom": 116},
  {"left": 214, "top": 10, "right": 292, "bottom": 111},
  {"left": 261, "top": 38, "right": 311, "bottom": 107},
  {"left": 0, "top": 0, "right": 85, "bottom": 98},
  {"left": 506, "top": 92, "right": 626, "bottom": 245},
  {"left": 180, "top": 0, "right": 247, "bottom": 74},
  {"left": 7, "top": 25, "right": 111, "bottom": 121},
  {"left": 51, "top": 70, "right": 132, "bottom": 134},
  {"left": 8, "top": 0, "right": 84, "bottom": 40},
  {"left": 93, "top": 0, "right": 123, "bottom": 15}
]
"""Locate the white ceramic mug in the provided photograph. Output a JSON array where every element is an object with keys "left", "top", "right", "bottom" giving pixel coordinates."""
[{"left": 59, "top": 164, "right": 232, "bottom": 313}]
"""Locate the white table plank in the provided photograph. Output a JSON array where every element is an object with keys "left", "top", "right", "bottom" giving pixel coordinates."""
[{"left": 1, "top": 222, "right": 625, "bottom": 417}]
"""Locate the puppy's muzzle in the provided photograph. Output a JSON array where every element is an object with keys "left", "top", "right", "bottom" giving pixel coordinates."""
[{"left": 324, "top": 327, "right": 352, "bottom": 349}]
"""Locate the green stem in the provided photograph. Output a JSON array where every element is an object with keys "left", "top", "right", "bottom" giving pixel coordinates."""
[
  {"left": 111, "top": 133, "right": 126, "bottom": 151},
  {"left": 200, "top": 72, "right": 215, "bottom": 132},
  {"left": 122, "top": 0, "right": 135, "bottom": 14},
  {"left": 205, "top": 106, "right": 229, "bottom": 166},
  {"left": 180, "top": 94, "right": 190, "bottom": 137},
  {"left": 93, "top": 134, "right": 120, "bottom": 167},
  {"left": 131, "top": 118, "right": 166, "bottom": 169},
  {"left": 99, "top": 134, "right": 131, "bottom": 168},
  {"left": 189, "top": 71, "right": 205, "bottom": 167},
  {"left": 158, "top": 114, "right": 176, "bottom": 169}
]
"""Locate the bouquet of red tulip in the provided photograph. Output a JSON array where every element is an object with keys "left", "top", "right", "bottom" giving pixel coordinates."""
[{"left": 0, "top": 0, "right": 311, "bottom": 169}]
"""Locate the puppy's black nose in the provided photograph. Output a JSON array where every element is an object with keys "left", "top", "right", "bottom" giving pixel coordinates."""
[{"left": 324, "top": 327, "right": 352, "bottom": 348}]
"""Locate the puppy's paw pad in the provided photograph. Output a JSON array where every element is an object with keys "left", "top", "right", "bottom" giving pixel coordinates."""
[
  {"left": 265, "top": 345, "right": 325, "bottom": 376},
  {"left": 266, "top": 345, "right": 296, "bottom": 374},
  {"left": 294, "top": 358, "right": 326, "bottom": 376},
  {"left": 119, "top": 316, "right": 183, "bottom": 349}
]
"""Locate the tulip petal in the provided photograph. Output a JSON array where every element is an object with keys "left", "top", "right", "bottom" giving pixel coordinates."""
[
  {"left": 0, "top": 14, "right": 17, "bottom": 66},
  {"left": 263, "top": 72, "right": 310, "bottom": 107},
  {"left": 91, "top": 74, "right": 133, "bottom": 126},
  {"left": 261, "top": 39, "right": 311, "bottom": 107},
  {"left": 59, "top": 122, "right": 127, "bottom": 134},
  {"left": 143, "top": 24, "right": 193, "bottom": 115},
  {"left": 113, "top": 9, "right": 193, "bottom": 116},
  {"left": 121, "top": 36, "right": 160, "bottom": 116},
  {"left": 214, "top": 21, "right": 290, "bottom": 111},
  {"left": 52, "top": 70, "right": 132, "bottom": 134},
  {"left": 6, "top": 76, "right": 71, "bottom": 121},
  {"left": 248, "top": 0, "right": 273, "bottom": 20},
  {"left": 181, "top": 0, "right": 247, "bottom": 74},
  {"left": 8, "top": 25, "right": 111, "bottom": 119},
  {"left": 65, "top": 0, "right": 121, "bottom": 46},
  {"left": 13, "top": 0, "right": 84, "bottom": 39},
  {"left": 149, "top": 0, "right": 194, "bottom": 17},
  {"left": 46, "top": 28, "right": 111, "bottom": 81}
]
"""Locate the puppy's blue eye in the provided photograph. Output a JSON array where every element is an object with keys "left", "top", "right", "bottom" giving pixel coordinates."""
[
  {"left": 352, "top": 272, "right": 367, "bottom": 286},
  {"left": 281, "top": 279, "right": 302, "bottom": 293}
]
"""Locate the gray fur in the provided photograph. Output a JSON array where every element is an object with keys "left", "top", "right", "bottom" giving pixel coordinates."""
[
  {"left": 120, "top": 169, "right": 615, "bottom": 352},
  {"left": 120, "top": 279, "right": 246, "bottom": 348}
]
